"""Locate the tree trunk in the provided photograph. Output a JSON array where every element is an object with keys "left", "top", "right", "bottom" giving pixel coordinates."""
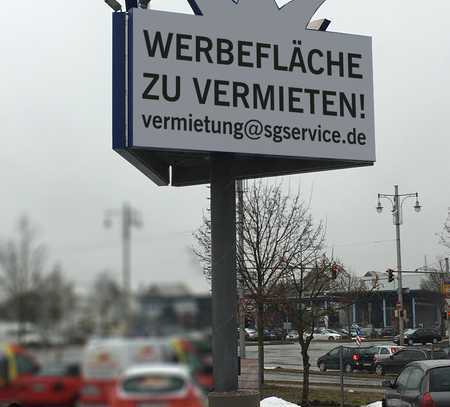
[
  {"left": 347, "top": 305, "right": 352, "bottom": 338},
  {"left": 257, "top": 301, "right": 265, "bottom": 390},
  {"left": 301, "top": 346, "right": 311, "bottom": 407}
]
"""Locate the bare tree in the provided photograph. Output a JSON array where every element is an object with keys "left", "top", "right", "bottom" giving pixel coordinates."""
[
  {"left": 36, "top": 264, "right": 77, "bottom": 340},
  {"left": 334, "top": 269, "right": 377, "bottom": 336},
  {"left": 0, "top": 216, "right": 47, "bottom": 338},
  {"left": 438, "top": 208, "right": 450, "bottom": 249},
  {"left": 285, "top": 257, "right": 335, "bottom": 407},
  {"left": 89, "top": 271, "right": 123, "bottom": 336},
  {"left": 284, "top": 263, "right": 377, "bottom": 407},
  {"left": 421, "top": 259, "right": 447, "bottom": 335},
  {"left": 193, "top": 179, "right": 325, "bottom": 389}
]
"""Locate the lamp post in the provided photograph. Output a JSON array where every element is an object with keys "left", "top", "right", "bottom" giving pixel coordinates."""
[
  {"left": 104, "top": 203, "right": 143, "bottom": 326},
  {"left": 376, "top": 185, "right": 421, "bottom": 346}
]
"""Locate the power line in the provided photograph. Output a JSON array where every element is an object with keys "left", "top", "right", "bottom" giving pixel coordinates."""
[{"left": 326, "top": 238, "right": 396, "bottom": 248}]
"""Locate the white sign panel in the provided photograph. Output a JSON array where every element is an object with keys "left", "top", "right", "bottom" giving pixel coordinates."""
[{"left": 128, "top": 0, "right": 375, "bottom": 162}]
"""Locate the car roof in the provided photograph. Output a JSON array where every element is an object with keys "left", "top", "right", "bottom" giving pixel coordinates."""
[
  {"left": 122, "top": 364, "right": 191, "bottom": 379},
  {"left": 408, "top": 360, "right": 450, "bottom": 369},
  {"left": 377, "top": 344, "right": 403, "bottom": 349}
]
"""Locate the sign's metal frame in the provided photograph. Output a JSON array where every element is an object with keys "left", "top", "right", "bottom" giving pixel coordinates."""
[{"left": 112, "top": 2, "right": 374, "bottom": 187}]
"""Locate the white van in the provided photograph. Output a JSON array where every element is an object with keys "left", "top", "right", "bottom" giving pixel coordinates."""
[{"left": 80, "top": 337, "right": 176, "bottom": 407}]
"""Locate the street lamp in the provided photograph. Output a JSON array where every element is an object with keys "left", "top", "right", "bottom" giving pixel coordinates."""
[
  {"left": 376, "top": 199, "right": 383, "bottom": 214},
  {"left": 104, "top": 0, "right": 122, "bottom": 11},
  {"left": 414, "top": 197, "right": 422, "bottom": 213},
  {"left": 376, "top": 185, "right": 422, "bottom": 346}
]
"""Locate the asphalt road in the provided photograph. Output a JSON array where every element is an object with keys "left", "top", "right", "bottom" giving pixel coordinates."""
[{"left": 245, "top": 340, "right": 386, "bottom": 371}]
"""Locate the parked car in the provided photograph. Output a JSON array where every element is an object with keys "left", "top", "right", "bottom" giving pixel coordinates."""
[
  {"left": 309, "top": 328, "right": 342, "bottom": 341},
  {"left": 335, "top": 329, "right": 351, "bottom": 339},
  {"left": 360, "top": 326, "right": 377, "bottom": 338},
  {"left": 17, "top": 363, "right": 81, "bottom": 407},
  {"left": 263, "top": 330, "right": 278, "bottom": 341},
  {"left": 0, "top": 343, "right": 40, "bottom": 405},
  {"left": 109, "top": 364, "right": 206, "bottom": 407},
  {"left": 383, "top": 360, "right": 450, "bottom": 406},
  {"left": 393, "top": 328, "right": 442, "bottom": 346},
  {"left": 286, "top": 330, "right": 299, "bottom": 341},
  {"left": 244, "top": 328, "right": 258, "bottom": 341},
  {"left": 339, "top": 326, "right": 363, "bottom": 339},
  {"left": 372, "top": 345, "right": 404, "bottom": 364},
  {"left": 269, "top": 328, "right": 286, "bottom": 341},
  {"left": 380, "top": 326, "right": 397, "bottom": 337},
  {"left": 374, "top": 348, "right": 447, "bottom": 376},
  {"left": 317, "top": 346, "right": 376, "bottom": 373},
  {"left": 80, "top": 338, "right": 177, "bottom": 407}
]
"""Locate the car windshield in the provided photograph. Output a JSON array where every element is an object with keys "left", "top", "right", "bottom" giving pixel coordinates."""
[
  {"left": 404, "top": 329, "right": 417, "bottom": 335},
  {"left": 430, "top": 367, "right": 450, "bottom": 392},
  {"left": 122, "top": 374, "right": 186, "bottom": 394}
]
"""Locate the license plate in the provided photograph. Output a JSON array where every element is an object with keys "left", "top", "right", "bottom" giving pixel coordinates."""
[
  {"left": 32, "top": 383, "right": 46, "bottom": 392},
  {"left": 363, "top": 363, "right": 372, "bottom": 367}
]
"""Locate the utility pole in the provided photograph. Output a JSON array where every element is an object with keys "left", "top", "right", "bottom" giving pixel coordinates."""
[
  {"left": 104, "top": 203, "right": 142, "bottom": 326},
  {"left": 393, "top": 186, "right": 405, "bottom": 345},
  {"left": 446, "top": 257, "right": 450, "bottom": 344},
  {"left": 237, "top": 179, "right": 246, "bottom": 360},
  {"left": 377, "top": 185, "right": 421, "bottom": 346}
]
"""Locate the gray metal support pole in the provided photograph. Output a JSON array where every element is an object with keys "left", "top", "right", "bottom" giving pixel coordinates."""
[
  {"left": 237, "top": 179, "right": 246, "bottom": 360},
  {"left": 382, "top": 297, "right": 387, "bottom": 328},
  {"left": 211, "top": 156, "right": 238, "bottom": 392},
  {"left": 394, "top": 185, "right": 405, "bottom": 346}
]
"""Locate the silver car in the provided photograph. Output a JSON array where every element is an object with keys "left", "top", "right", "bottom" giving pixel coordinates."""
[
  {"left": 373, "top": 345, "right": 404, "bottom": 364},
  {"left": 383, "top": 360, "right": 450, "bottom": 406}
]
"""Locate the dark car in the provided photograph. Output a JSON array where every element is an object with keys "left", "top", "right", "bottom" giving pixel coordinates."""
[
  {"left": 269, "top": 328, "right": 286, "bottom": 341},
  {"left": 375, "top": 348, "right": 447, "bottom": 376},
  {"left": 381, "top": 326, "right": 397, "bottom": 337},
  {"left": 317, "top": 346, "right": 376, "bottom": 373},
  {"left": 263, "top": 330, "right": 277, "bottom": 341},
  {"left": 383, "top": 360, "right": 450, "bottom": 406},
  {"left": 393, "top": 328, "right": 442, "bottom": 346}
]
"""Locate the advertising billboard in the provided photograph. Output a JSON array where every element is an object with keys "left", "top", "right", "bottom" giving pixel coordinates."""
[{"left": 113, "top": 0, "right": 375, "bottom": 185}]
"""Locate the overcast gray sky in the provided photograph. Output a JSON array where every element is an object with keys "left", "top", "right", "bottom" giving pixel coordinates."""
[{"left": 0, "top": 0, "right": 448, "bottom": 295}]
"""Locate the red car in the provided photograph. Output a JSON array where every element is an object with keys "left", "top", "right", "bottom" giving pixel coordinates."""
[
  {"left": 110, "top": 364, "right": 206, "bottom": 407},
  {"left": 0, "top": 343, "right": 40, "bottom": 405},
  {"left": 17, "top": 363, "right": 81, "bottom": 407}
]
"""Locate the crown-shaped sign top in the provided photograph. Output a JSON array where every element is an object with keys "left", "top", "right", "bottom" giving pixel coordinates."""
[{"left": 190, "top": 0, "right": 327, "bottom": 30}]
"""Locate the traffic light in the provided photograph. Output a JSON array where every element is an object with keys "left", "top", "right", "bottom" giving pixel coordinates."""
[{"left": 387, "top": 269, "right": 395, "bottom": 283}]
